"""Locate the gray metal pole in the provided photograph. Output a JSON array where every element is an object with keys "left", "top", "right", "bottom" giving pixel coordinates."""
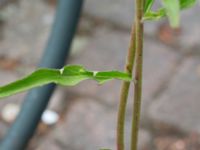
[{"left": 0, "top": 0, "right": 83, "bottom": 149}]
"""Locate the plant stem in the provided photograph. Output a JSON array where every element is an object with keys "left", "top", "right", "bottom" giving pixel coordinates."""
[
  {"left": 131, "top": 0, "right": 144, "bottom": 149},
  {"left": 117, "top": 24, "right": 136, "bottom": 150}
]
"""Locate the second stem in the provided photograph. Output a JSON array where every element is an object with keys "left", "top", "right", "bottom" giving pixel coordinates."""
[{"left": 131, "top": 0, "right": 144, "bottom": 149}]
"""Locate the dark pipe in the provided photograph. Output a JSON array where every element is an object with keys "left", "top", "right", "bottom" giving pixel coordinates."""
[{"left": 0, "top": 0, "right": 83, "bottom": 149}]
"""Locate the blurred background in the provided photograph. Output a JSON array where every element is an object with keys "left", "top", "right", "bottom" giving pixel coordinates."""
[{"left": 0, "top": 0, "right": 200, "bottom": 150}]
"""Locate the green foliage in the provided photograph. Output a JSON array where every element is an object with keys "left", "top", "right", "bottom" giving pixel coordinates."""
[
  {"left": 162, "top": 0, "right": 180, "bottom": 27},
  {"left": 180, "top": 0, "right": 196, "bottom": 9},
  {"left": 144, "top": 0, "right": 197, "bottom": 27},
  {"left": 0, "top": 65, "right": 132, "bottom": 98},
  {"left": 143, "top": 8, "right": 165, "bottom": 20},
  {"left": 144, "top": 0, "right": 155, "bottom": 13}
]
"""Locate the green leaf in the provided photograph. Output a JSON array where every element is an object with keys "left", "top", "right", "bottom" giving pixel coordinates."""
[
  {"left": 0, "top": 65, "right": 132, "bottom": 98},
  {"left": 143, "top": 0, "right": 197, "bottom": 27},
  {"left": 162, "top": 0, "right": 180, "bottom": 28},
  {"left": 180, "top": 0, "right": 196, "bottom": 9},
  {"left": 143, "top": 8, "right": 166, "bottom": 20},
  {"left": 144, "top": 0, "right": 155, "bottom": 13}
]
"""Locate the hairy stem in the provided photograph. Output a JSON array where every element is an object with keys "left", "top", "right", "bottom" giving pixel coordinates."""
[
  {"left": 131, "top": 0, "right": 144, "bottom": 149},
  {"left": 117, "top": 24, "right": 136, "bottom": 150}
]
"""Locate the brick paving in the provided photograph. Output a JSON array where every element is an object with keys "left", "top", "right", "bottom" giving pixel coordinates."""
[{"left": 0, "top": 1, "right": 199, "bottom": 150}]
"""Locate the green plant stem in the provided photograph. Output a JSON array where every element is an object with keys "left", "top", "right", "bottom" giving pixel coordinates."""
[
  {"left": 117, "top": 24, "right": 136, "bottom": 150},
  {"left": 131, "top": 0, "right": 144, "bottom": 149}
]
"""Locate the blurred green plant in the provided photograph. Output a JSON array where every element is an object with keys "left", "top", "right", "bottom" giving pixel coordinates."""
[{"left": 144, "top": 0, "right": 197, "bottom": 27}]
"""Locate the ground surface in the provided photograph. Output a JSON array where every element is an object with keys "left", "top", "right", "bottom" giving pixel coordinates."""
[{"left": 0, "top": 0, "right": 200, "bottom": 150}]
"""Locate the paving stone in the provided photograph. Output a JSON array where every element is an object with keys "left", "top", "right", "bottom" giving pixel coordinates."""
[
  {"left": 145, "top": 6, "right": 200, "bottom": 49},
  {"left": 38, "top": 98, "right": 152, "bottom": 150},
  {"left": 84, "top": 0, "right": 134, "bottom": 29},
  {"left": 0, "top": 70, "right": 26, "bottom": 108},
  {"left": 0, "top": 122, "right": 9, "bottom": 140},
  {"left": 0, "top": 70, "right": 26, "bottom": 139},
  {"left": 84, "top": 0, "right": 200, "bottom": 49},
  {"left": 144, "top": 20, "right": 164, "bottom": 36},
  {"left": 67, "top": 27, "right": 179, "bottom": 122},
  {"left": 36, "top": 136, "right": 63, "bottom": 150},
  {"left": 0, "top": 0, "right": 54, "bottom": 65},
  {"left": 0, "top": 69, "right": 19, "bottom": 85},
  {"left": 157, "top": 6, "right": 200, "bottom": 51},
  {"left": 48, "top": 87, "right": 69, "bottom": 113},
  {"left": 142, "top": 38, "right": 178, "bottom": 112},
  {"left": 149, "top": 57, "right": 200, "bottom": 134},
  {"left": 178, "top": 6, "right": 200, "bottom": 50},
  {"left": 84, "top": 0, "right": 162, "bottom": 32},
  {"left": 85, "top": 0, "right": 200, "bottom": 49}
]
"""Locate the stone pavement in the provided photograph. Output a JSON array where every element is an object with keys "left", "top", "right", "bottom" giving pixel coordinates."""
[{"left": 0, "top": 0, "right": 199, "bottom": 150}]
